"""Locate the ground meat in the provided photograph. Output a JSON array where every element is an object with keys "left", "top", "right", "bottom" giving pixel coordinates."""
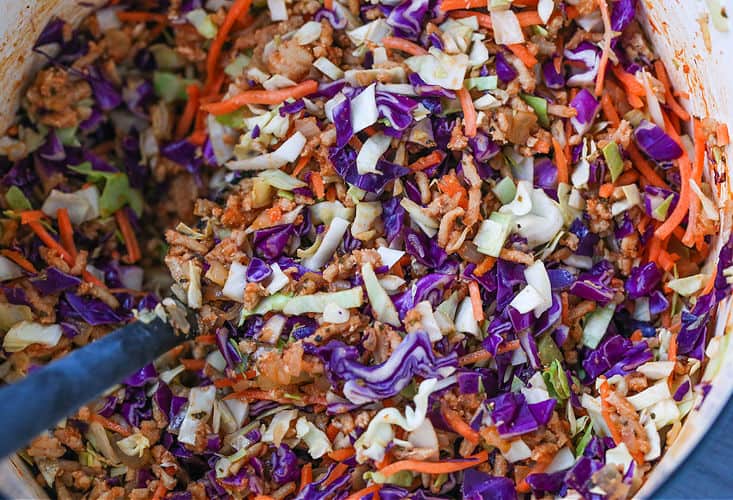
[
  {"left": 606, "top": 389, "right": 651, "bottom": 460},
  {"left": 362, "top": 323, "right": 403, "bottom": 363},
  {"left": 448, "top": 121, "right": 469, "bottom": 151},
  {"left": 257, "top": 343, "right": 305, "bottom": 385},
  {"left": 18, "top": 281, "right": 57, "bottom": 323},
  {"left": 78, "top": 281, "right": 120, "bottom": 309},
  {"left": 174, "top": 24, "right": 207, "bottom": 62},
  {"left": 140, "top": 420, "right": 162, "bottom": 444},
  {"left": 27, "top": 434, "right": 66, "bottom": 459},
  {"left": 54, "top": 426, "right": 84, "bottom": 452},
  {"left": 586, "top": 198, "right": 614, "bottom": 234},
  {"left": 438, "top": 207, "right": 465, "bottom": 249},
  {"left": 323, "top": 254, "right": 358, "bottom": 282},
  {"left": 626, "top": 372, "right": 649, "bottom": 393},
  {"left": 266, "top": 39, "right": 314, "bottom": 82},
  {"left": 26, "top": 68, "right": 92, "bottom": 128},
  {"left": 243, "top": 282, "right": 267, "bottom": 310},
  {"left": 424, "top": 192, "right": 461, "bottom": 219}
]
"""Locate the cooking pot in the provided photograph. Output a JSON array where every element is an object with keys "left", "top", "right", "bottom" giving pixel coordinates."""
[{"left": 0, "top": 0, "right": 730, "bottom": 497}]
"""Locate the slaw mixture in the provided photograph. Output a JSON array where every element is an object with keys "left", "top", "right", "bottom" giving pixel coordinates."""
[{"left": 1, "top": 0, "right": 733, "bottom": 498}]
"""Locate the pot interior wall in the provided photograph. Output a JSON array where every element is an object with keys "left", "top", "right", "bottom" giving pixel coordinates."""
[{"left": 0, "top": 1, "right": 731, "bottom": 498}]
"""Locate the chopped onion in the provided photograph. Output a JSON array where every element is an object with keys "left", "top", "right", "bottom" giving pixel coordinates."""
[
  {"left": 377, "top": 247, "right": 405, "bottom": 269},
  {"left": 227, "top": 132, "right": 306, "bottom": 170},
  {"left": 314, "top": 57, "right": 344, "bottom": 80},
  {"left": 491, "top": 10, "right": 525, "bottom": 45},
  {"left": 350, "top": 84, "right": 379, "bottom": 134},
  {"left": 206, "top": 350, "right": 227, "bottom": 372},
  {"left": 296, "top": 417, "right": 333, "bottom": 459},
  {"left": 293, "top": 21, "right": 322, "bottom": 45},
  {"left": 404, "top": 48, "right": 470, "bottom": 90},
  {"left": 283, "top": 287, "right": 364, "bottom": 314},
  {"left": 357, "top": 132, "right": 392, "bottom": 174},
  {"left": 3, "top": 321, "right": 63, "bottom": 352},
  {"left": 266, "top": 263, "right": 289, "bottom": 294},
  {"left": 503, "top": 439, "right": 532, "bottom": 462},
  {"left": 637, "top": 361, "right": 676, "bottom": 380},
  {"left": 42, "top": 187, "right": 100, "bottom": 224},
  {"left": 667, "top": 274, "right": 705, "bottom": 296},
  {"left": 323, "top": 303, "right": 350, "bottom": 324},
  {"left": 310, "top": 201, "right": 355, "bottom": 224},
  {"left": 178, "top": 386, "right": 216, "bottom": 445},
  {"left": 362, "top": 262, "right": 400, "bottom": 326},
  {"left": 524, "top": 261, "right": 552, "bottom": 317},
  {"left": 538, "top": 0, "right": 555, "bottom": 23},
  {"left": 545, "top": 446, "right": 575, "bottom": 473},
  {"left": 352, "top": 201, "right": 383, "bottom": 238},
  {"left": 0, "top": 256, "right": 23, "bottom": 282},
  {"left": 347, "top": 19, "right": 393, "bottom": 46},
  {"left": 260, "top": 314, "right": 287, "bottom": 344},
  {"left": 407, "top": 301, "right": 442, "bottom": 342},
  {"left": 96, "top": 7, "right": 122, "bottom": 31},
  {"left": 267, "top": 0, "right": 288, "bottom": 21},
  {"left": 510, "top": 285, "right": 545, "bottom": 314},
  {"left": 222, "top": 262, "right": 247, "bottom": 302},
  {"left": 400, "top": 198, "right": 439, "bottom": 237},
  {"left": 455, "top": 296, "right": 480, "bottom": 335},
  {"left": 302, "top": 216, "right": 350, "bottom": 270},
  {"left": 262, "top": 409, "right": 297, "bottom": 446}
]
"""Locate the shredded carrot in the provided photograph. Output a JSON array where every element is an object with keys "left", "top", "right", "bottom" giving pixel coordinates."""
[
  {"left": 382, "top": 36, "right": 428, "bottom": 56},
  {"left": 456, "top": 87, "right": 477, "bottom": 137},
  {"left": 116, "top": 11, "right": 167, "bottom": 23},
  {"left": 214, "top": 378, "right": 237, "bottom": 388},
  {"left": 20, "top": 210, "right": 46, "bottom": 224},
  {"left": 90, "top": 414, "right": 131, "bottom": 437},
  {"left": 599, "top": 378, "right": 624, "bottom": 445},
  {"left": 667, "top": 333, "right": 678, "bottom": 361},
  {"left": 326, "top": 424, "right": 340, "bottom": 442},
  {"left": 441, "top": 402, "right": 480, "bottom": 445},
  {"left": 194, "top": 334, "right": 217, "bottom": 344},
  {"left": 203, "top": 79, "right": 318, "bottom": 115},
  {"left": 655, "top": 154, "right": 691, "bottom": 241},
  {"left": 600, "top": 93, "right": 621, "bottom": 127},
  {"left": 266, "top": 206, "right": 283, "bottom": 223},
  {"left": 700, "top": 268, "right": 718, "bottom": 296},
  {"left": 328, "top": 447, "right": 356, "bottom": 462},
  {"left": 254, "top": 496, "right": 275, "bottom": 500},
  {"left": 56, "top": 208, "right": 77, "bottom": 259},
  {"left": 516, "top": 457, "right": 553, "bottom": 493},
  {"left": 437, "top": 173, "right": 468, "bottom": 208},
  {"left": 151, "top": 481, "right": 168, "bottom": 500},
  {"left": 717, "top": 122, "right": 730, "bottom": 145},
  {"left": 181, "top": 358, "right": 206, "bottom": 371},
  {"left": 468, "top": 281, "right": 484, "bottom": 323},
  {"left": 657, "top": 250, "right": 678, "bottom": 272},
  {"left": 473, "top": 256, "right": 496, "bottom": 276},
  {"left": 378, "top": 451, "right": 488, "bottom": 476},
  {"left": 595, "top": 0, "right": 612, "bottom": 96},
  {"left": 506, "top": 44, "right": 538, "bottom": 68},
  {"left": 647, "top": 236, "right": 662, "bottom": 264},
  {"left": 324, "top": 0, "right": 334, "bottom": 9},
  {"left": 630, "top": 329, "right": 643, "bottom": 342},
  {"left": 310, "top": 172, "right": 325, "bottom": 199},
  {"left": 457, "top": 340, "right": 521, "bottom": 366},
  {"left": 516, "top": 11, "right": 544, "bottom": 27},
  {"left": 439, "top": 0, "right": 486, "bottom": 10},
  {"left": 300, "top": 463, "right": 313, "bottom": 492},
  {"left": 344, "top": 484, "right": 381, "bottom": 500},
  {"left": 324, "top": 463, "right": 349, "bottom": 487},
  {"left": 598, "top": 183, "right": 615, "bottom": 198},
  {"left": 566, "top": 5, "right": 580, "bottom": 19},
  {"left": 654, "top": 60, "right": 690, "bottom": 121},
  {"left": 292, "top": 154, "right": 312, "bottom": 177},
  {"left": 610, "top": 64, "right": 646, "bottom": 96},
  {"left": 115, "top": 210, "right": 141, "bottom": 264},
  {"left": 408, "top": 150, "right": 446, "bottom": 171},
  {"left": 552, "top": 137, "right": 569, "bottom": 184},
  {"left": 176, "top": 84, "right": 201, "bottom": 139},
  {"left": 692, "top": 118, "right": 706, "bottom": 183},
  {"left": 27, "top": 221, "right": 74, "bottom": 265},
  {"left": 205, "top": 0, "right": 253, "bottom": 90},
  {"left": 82, "top": 270, "right": 106, "bottom": 288},
  {"left": 449, "top": 10, "right": 493, "bottom": 29},
  {"left": 627, "top": 144, "right": 671, "bottom": 189},
  {"left": 561, "top": 292, "right": 569, "bottom": 325},
  {"left": 0, "top": 249, "right": 37, "bottom": 274},
  {"left": 615, "top": 170, "right": 639, "bottom": 185}
]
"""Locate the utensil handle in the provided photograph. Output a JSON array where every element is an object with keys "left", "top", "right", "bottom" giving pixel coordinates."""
[{"left": 0, "top": 318, "right": 181, "bottom": 460}]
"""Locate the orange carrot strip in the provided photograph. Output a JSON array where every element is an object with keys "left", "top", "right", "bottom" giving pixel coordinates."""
[
  {"left": 20, "top": 210, "right": 46, "bottom": 224},
  {"left": 181, "top": 358, "right": 206, "bottom": 371},
  {"left": 627, "top": 144, "right": 671, "bottom": 189},
  {"left": 27, "top": 221, "right": 74, "bottom": 265},
  {"left": 516, "top": 458, "right": 553, "bottom": 493},
  {"left": 599, "top": 378, "right": 624, "bottom": 445},
  {"left": 176, "top": 84, "right": 201, "bottom": 139},
  {"left": 206, "top": 0, "right": 253, "bottom": 88},
  {"left": 0, "top": 250, "right": 37, "bottom": 274},
  {"left": 441, "top": 402, "right": 480, "bottom": 445},
  {"left": 56, "top": 208, "right": 77, "bottom": 259},
  {"left": 90, "top": 414, "right": 131, "bottom": 437},
  {"left": 601, "top": 93, "right": 621, "bottom": 127},
  {"left": 692, "top": 118, "right": 706, "bottom": 183},
  {"left": 382, "top": 36, "right": 428, "bottom": 56},
  {"left": 203, "top": 80, "right": 319, "bottom": 115},
  {"left": 449, "top": 10, "right": 492, "bottom": 29},
  {"left": 408, "top": 150, "right": 446, "bottom": 171},
  {"left": 328, "top": 447, "right": 356, "bottom": 462},
  {"left": 292, "top": 154, "right": 312, "bottom": 177},
  {"left": 115, "top": 210, "right": 141, "bottom": 264},
  {"left": 473, "top": 256, "right": 496, "bottom": 276},
  {"left": 439, "top": 0, "right": 486, "bottom": 10},
  {"left": 116, "top": 11, "right": 167, "bottom": 23},
  {"left": 324, "top": 0, "right": 334, "bottom": 9},
  {"left": 561, "top": 292, "right": 569, "bottom": 325},
  {"left": 151, "top": 481, "right": 168, "bottom": 500},
  {"left": 468, "top": 281, "right": 484, "bottom": 323},
  {"left": 657, "top": 250, "right": 677, "bottom": 272},
  {"left": 700, "top": 268, "right": 718, "bottom": 296},
  {"left": 378, "top": 451, "right": 488, "bottom": 476},
  {"left": 344, "top": 484, "right": 381, "bottom": 500},
  {"left": 598, "top": 183, "right": 614, "bottom": 198},
  {"left": 326, "top": 424, "right": 340, "bottom": 442},
  {"left": 457, "top": 340, "right": 521, "bottom": 366},
  {"left": 717, "top": 123, "right": 730, "bottom": 145},
  {"left": 655, "top": 154, "right": 691, "bottom": 241},
  {"left": 311, "top": 172, "right": 325, "bottom": 199},
  {"left": 552, "top": 137, "right": 569, "bottom": 184},
  {"left": 214, "top": 378, "right": 237, "bottom": 388},
  {"left": 595, "top": 0, "right": 612, "bottom": 96},
  {"left": 516, "top": 11, "right": 543, "bottom": 27},
  {"left": 300, "top": 463, "right": 313, "bottom": 492},
  {"left": 610, "top": 64, "right": 645, "bottom": 96},
  {"left": 195, "top": 334, "right": 217, "bottom": 344},
  {"left": 324, "top": 463, "right": 349, "bottom": 486},
  {"left": 667, "top": 333, "right": 678, "bottom": 361},
  {"left": 506, "top": 44, "right": 538, "bottom": 68},
  {"left": 647, "top": 236, "right": 662, "bottom": 264},
  {"left": 616, "top": 170, "right": 639, "bottom": 185},
  {"left": 254, "top": 496, "right": 275, "bottom": 500},
  {"left": 654, "top": 60, "right": 690, "bottom": 122},
  {"left": 457, "top": 87, "right": 477, "bottom": 138}
]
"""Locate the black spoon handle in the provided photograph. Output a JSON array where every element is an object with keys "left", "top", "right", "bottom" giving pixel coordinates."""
[{"left": 0, "top": 318, "right": 182, "bottom": 460}]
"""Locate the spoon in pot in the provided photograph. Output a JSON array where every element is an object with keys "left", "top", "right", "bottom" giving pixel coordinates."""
[{"left": 0, "top": 316, "right": 188, "bottom": 460}]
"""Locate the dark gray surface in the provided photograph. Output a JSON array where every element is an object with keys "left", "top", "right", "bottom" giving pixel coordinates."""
[
  {"left": 0, "top": 318, "right": 182, "bottom": 460},
  {"left": 652, "top": 394, "right": 733, "bottom": 498}
]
